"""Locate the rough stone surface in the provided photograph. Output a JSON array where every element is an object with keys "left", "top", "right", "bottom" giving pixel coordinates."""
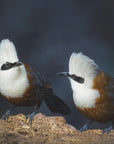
[{"left": 0, "top": 113, "right": 113, "bottom": 144}]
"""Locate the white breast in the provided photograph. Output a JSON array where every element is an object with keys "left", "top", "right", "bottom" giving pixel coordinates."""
[
  {"left": 0, "top": 65, "right": 29, "bottom": 98},
  {"left": 70, "top": 79, "right": 99, "bottom": 108}
]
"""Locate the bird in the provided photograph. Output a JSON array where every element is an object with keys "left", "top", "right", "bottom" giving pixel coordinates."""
[
  {"left": 0, "top": 39, "right": 71, "bottom": 123},
  {"left": 58, "top": 52, "right": 114, "bottom": 133}
]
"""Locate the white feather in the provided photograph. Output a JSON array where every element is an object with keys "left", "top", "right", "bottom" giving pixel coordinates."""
[
  {"left": 0, "top": 39, "right": 29, "bottom": 98},
  {"left": 0, "top": 39, "right": 18, "bottom": 66},
  {"left": 69, "top": 52, "right": 100, "bottom": 108}
]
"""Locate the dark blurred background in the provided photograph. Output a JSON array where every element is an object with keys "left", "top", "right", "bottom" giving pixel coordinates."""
[{"left": 0, "top": 0, "right": 114, "bottom": 130}]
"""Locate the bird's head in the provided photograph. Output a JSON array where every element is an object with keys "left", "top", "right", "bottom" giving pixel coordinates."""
[
  {"left": 58, "top": 52, "right": 100, "bottom": 89},
  {"left": 0, "top": 39, "right": 23, "bottom": 70},
  {"left": 0, "top": 39, "right": 23, "bottom": 77}
]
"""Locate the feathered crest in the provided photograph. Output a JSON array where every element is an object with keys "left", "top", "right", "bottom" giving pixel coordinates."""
[
  {"left": 69, "top": 52, "right": 99, "bottom": 81},
  {"left": 0, "top": 39, "right": 18, "bottom": 66}
]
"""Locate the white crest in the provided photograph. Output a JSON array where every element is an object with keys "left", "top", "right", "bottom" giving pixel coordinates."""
[
  {"left": 0, "top": 39, "right": 18, "bottom": 66},
  {"left": 0, "top": 39, "right": 29, "bottom": 98},
  {"left": 69, "top": 52, "right": 100, "bottom": 108},
  {"left": 69, "top": 52, "right": 99, "bottom": 87}
]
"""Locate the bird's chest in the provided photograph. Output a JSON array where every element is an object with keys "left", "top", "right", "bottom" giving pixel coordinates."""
[
  {"left": 0, "top": 74, "right": 29, "bottom": 98},
  {"left": 72, "top": 86, "right": 100, "bottom": 108},
  {"left": 4, "top": 86, "right": 42, "bottom": 107},
  {"left": 74, "top": 86, "right": 114, "bottom": 123}
]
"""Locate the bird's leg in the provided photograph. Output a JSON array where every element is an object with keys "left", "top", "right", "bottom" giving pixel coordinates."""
[
  {"left": 25, "top": 111, "right": 36, "bottom": 124},
  {"left": 25, "top": 106, "right": 38, "bottom": 124},
  {"left": 102, "top": 122, "right": 113, "bottom": 134},
  {"left": 79, "top": 120, "right": 93, "bottom": 132},
  {"left": 1, "top": 105, "right": 16, "bottom": 120}
]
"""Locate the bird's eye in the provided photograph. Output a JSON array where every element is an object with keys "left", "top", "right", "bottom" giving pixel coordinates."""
[
  {"left": 1, "top": 62, "right": 12, "bottom": 70},
  {"left": 5, "top": 62, "right": 12, "bottom": 68},
  {"left": 70, "top": 74, "right": 84, "bottom": 83}
]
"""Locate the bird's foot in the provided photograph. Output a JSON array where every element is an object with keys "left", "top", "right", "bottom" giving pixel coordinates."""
[
  {"left": 25, "top": 111, "right": 36, "bottom": 124},
  {"left": 79, "top": 124, "right": 88, "bottom": 132},
  {"left": 1, "top": 110, "right": 10, "bottom": 120},
  {"left": 102, "top": 125, "right": 112, "bottom": 134},
  {"left": 79, "top": 120, "right": 92, "bottom": 132},
  {"left": 1, "top": 106, "right": 16, "bottom": 120}
]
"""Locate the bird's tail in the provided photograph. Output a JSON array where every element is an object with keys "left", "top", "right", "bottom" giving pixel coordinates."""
[
  {"left": 41, "top": 82, "right": 71, "bottom": 115},
  {"left": 44, "top": 90, "right": 71, "bottom": 115}
]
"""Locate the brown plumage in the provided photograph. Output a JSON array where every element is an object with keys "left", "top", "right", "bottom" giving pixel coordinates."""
[
  {"left": 2, "top": 63, "right": 43, "bottom": 107},
  {"left": 77, "top": 71, "right": 114, "bottom": 123},
  {"left": 1, "top": 63, "right": 71, "bottom": 115}
]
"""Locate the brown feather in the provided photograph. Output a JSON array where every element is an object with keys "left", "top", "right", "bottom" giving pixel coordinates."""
[
  {"left": 2, "top": 63, "right": 44, "bottom": 107},
  {"left": 76, "top": 71, "right": 114, "bottom": 123},
  {"left": 1, "top": 63, "right": 71, "bottom": 115}
]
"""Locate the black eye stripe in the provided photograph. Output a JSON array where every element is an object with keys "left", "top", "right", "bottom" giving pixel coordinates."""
[
  {"left": 5, "top": 62, "right": 12, "bottom": 68},
  {"left": 1, "top": 61, "right": 22, "bottom": 70},
  {"left": 68, "top": 74, "right": 84, "bottom": 83},
  {"left": 58, "top": 72, "right": 84, "bottom": 84},
  {"left": 1, "top": 62, "right": 16, "bottom": 70},
  {"left": 1, "top": 62, "right": 12, "bottom": 70}
]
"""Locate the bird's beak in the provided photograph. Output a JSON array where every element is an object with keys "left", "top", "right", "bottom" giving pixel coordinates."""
[
  {"left": 15, "top": 61, "right": 23, "bottom": 66},
  {"left": 57, "top": 72, "right": 70, "bottom": 77},
  {"left": 57, "top": 72, "right": 84, "bottom": 83},
  {"left": 13, "top": 61, "right": 23, "bottom": 67}
]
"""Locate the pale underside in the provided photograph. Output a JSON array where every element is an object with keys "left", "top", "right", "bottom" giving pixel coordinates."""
[
  {"left": 0, "top": 39, "right": 29, "bottom": 98},
  {"left": 69, "top": 52, "right": 100, "bottom": 108}
]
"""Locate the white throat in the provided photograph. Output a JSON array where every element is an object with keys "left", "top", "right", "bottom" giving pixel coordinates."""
[
  {"left": 0, "top": 65, "right": 29, "bottom": 98},
  {"left": 0, "top": 39, "right": 29, "bottom": 98},
  {"left": 69, "top": 52, "right": 100, "bottom": 108}
]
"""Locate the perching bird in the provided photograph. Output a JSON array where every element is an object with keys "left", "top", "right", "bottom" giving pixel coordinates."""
[
  {"left": 58, "top": 52, "right": 114, "bottom": 133},
  {"left": 0, "top": 39, "right": 70, "bottom": 123}
]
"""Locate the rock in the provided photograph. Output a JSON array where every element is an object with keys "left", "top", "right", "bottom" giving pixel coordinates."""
[{"left": 0, "top": 113, "right": 113, "bottom": 144}]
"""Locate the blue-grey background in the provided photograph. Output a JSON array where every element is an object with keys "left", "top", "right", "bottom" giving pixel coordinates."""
[{"left": 0, "top": 0, "right": 114, "bottom": 130}]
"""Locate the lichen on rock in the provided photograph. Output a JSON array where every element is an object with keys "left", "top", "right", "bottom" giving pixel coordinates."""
[{"left": 0, "top": 113, "right": 113, "bottom": 144}]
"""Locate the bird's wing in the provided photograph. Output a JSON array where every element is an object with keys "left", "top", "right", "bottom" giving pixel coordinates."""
[
  {"left": 24, "top": 63, "right": 44, "bottom": 88},
  {"left": 105, "top": 77, "right": 114, "bottom": 99},
  {"left": 93, "top": 72, "right": 114, "bottom": 101},
  {"left": 24, "top": 63, "right": 71, "bottom": 114}
]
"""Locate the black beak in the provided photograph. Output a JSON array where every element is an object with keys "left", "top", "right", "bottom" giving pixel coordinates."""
[
  {"left": 12, "top": 61, "right": 23, "bottom": 68},
  {"left": 15, "top": 61, "right": 23, "bottom": 67},
  {"left": 57, "top": 72, "right": 84, "bottom": 84},
  {"left": 57, "top": 72, "right": 70, "bottom": 77}
]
